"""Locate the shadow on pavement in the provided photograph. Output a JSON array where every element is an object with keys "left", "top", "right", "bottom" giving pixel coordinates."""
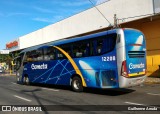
[
  {"left": 24, "top": 83, "right": 135, "bottom": 96},
  {"left": 20, "top": 88, "right": 49, "bottom": 114},
  {"left": 83, "top": 88, "right": 135, "bottom": 96}
]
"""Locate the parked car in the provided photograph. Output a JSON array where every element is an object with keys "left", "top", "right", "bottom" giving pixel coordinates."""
[{"left": 0, "top": 67, "right": 4, "bottom": 73}]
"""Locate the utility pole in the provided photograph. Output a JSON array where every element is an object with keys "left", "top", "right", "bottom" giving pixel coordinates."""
[{"left": 113, "top": 14, "right": 119, "bottom": 28}]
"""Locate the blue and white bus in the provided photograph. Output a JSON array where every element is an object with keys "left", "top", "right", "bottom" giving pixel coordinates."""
[{"left": 15, "top": 28, "right": 147, "bottom": 92}]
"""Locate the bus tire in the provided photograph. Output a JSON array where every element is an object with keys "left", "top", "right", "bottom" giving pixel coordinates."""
[
  {"left": 71, "top": 76, "right": 83, "bottom": 92},
  {"left": 23, "top": 76, "right": 30, "bottom": 85},
  {"left": 25, "top": 76, "right": 30, "bottom": 85},
  {"left": 23, "top": 77, "right": 26, "bottom": 85}
]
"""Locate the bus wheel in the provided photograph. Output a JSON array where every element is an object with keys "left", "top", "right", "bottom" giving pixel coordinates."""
[
  {"left": 71, "top": 76, "right": 83, "bottom": 92},
  {"left": 23, "top": 76, "right": 30, "bottom": 85},
  {"left": 23, "top": 77, "right": 26, "bottom": 85},
  {"left": 25, "top": 76, "right": 30, "bottom": 85}
]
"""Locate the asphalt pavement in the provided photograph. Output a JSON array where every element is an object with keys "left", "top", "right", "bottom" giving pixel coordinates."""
[{"left": 0, "top": 75, "right": 160, "bottom": 114}]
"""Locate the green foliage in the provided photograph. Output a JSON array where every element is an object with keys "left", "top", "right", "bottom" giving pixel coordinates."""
[{"left": 0, "top": 54, "right": 12, "bottom": 64}]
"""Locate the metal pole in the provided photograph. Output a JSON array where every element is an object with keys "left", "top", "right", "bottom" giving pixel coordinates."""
[{"left": 114, "top": 14, "right": 118, "bottom": 28}]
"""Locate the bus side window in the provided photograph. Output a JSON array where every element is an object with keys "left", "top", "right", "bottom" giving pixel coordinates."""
[
  {"left": 92, "top": 40, "right": 97, "bottom": 56},
  {"left": 57, "top": 50, "right": 67, "bottom": 59},
  {"left": 73, "top": 43, "right": 83, "bottom": 58},
  {"left": 93, "top": 34, "right": 117, "bottom": 55},
  {"left": 73, "top": 41, "right": 90, "bottom": 58},
  {"left": 97, "top": 39, "right": 103, "bottom": 54},
  {"left": 32, "top": 50, "right": 37, "bottom": 61},
  {"left": 26, "top": 51, "right": 33, "bottom": 62},
  {"left": 25, "top": 49, "right": 43, "bottom": 62},
  {"left": 49, "top": 48, "right": 56, "bottom": 60},
  {"left": 60, "top": 44, "right": 72, "bottom": 57},
  {"left": 32, "top": 49, "right": 43, "bottom": 61},
  {"left": 44, "top": 47, "right": 55, "bottom": 61},
  {"left": 105, "top": 34, "right": 117, "bottom": 52},
  {"left": 44, "top": 48, "right": 50, "bottom": 61},
  {"left": 83, "top": 43, "right": 90, "bottom": 57}
]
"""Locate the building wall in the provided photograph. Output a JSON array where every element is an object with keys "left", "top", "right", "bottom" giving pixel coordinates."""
[
  {"left": 8, "top": 0, "right": 154, "bottom": 51},
  {"left": 98, "top": 0, "right": 153, "bottom": 23},
  {"left": 142, "top": 19, "right": 160, "bottom": 76},
  {"left": 122, "top": 18, "right": 160, "bottom": 76},
  {"left": 153, "top": 0, "right": 160, "bottom": 13}
]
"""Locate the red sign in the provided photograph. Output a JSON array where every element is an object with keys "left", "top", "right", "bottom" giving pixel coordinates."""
[{"left": 6, "top": 41, "right": 18, "bottom": 49}]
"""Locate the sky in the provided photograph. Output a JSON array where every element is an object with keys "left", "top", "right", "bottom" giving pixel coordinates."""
[{"left": 0, "top": 0, "right": 109, "bottom": 50}]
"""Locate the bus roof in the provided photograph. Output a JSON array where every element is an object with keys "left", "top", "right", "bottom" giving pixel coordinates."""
[{"left": 20, "top": 28, "right": 118, "bottom": 53}]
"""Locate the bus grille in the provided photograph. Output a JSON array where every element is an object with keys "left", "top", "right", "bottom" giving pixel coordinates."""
[
  {"left": 101, "top": 70, "right": 116, "bottom": 86},
  {"left": 128, "top": 51, "right": 145, "bottom": 58}
]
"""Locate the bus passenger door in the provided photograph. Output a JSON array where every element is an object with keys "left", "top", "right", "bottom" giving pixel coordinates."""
[{"left": 15, "top": 53, "right": 25, "bottom": 83}]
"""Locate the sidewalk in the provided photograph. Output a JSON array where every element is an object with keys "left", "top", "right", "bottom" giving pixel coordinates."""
[
  {"left": 145, "top": 76, "right": 160, "bottom": 84},
  {"left": 0, "top": 72, "right": 16, "bottom": 76}
]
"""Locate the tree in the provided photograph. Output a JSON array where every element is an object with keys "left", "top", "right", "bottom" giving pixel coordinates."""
[{"left": 5, "top": 55, "right": 12, "bottom": 67}]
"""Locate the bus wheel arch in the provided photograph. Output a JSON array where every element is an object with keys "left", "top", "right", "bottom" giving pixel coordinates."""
[{"left": 70, "top": 74, "right": 83, "bottom": 92}]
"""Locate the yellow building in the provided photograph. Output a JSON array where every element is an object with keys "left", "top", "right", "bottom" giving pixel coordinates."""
[{"left": 121, "top": 14, "right": 160, "bottom": 77}]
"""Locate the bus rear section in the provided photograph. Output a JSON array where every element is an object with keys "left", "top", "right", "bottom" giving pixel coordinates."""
[{"left": 117, "top": 29, "right": 147, "bottom": 88}]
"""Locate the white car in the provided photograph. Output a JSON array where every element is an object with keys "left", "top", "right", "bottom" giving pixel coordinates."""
[{"left": 0, "top": 67, "right": 4, "bottom": 73}]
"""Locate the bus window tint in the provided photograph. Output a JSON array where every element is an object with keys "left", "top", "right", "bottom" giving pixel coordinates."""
[
  {"left": 25, "top": 51, "right": 33, "bottom": 62},
  {"left": 83, "top": 42, "right": 90, "bottom": 57},
  {"left": 97, "top": 39, "right": 103, "bottom": 54},
  {"left": 73, "top": 43, "right": 82, "bottom": 58},
  {"left": 93, "top": 34, "right": 117, "bottom": 55},
  {"left": 53, "top": 33, "right": 117, "bottom": 58},
  {"left": 35, "top": 49, "right": 43, "bottom": 61},
  {"left": 105, "top": 34, "right": 117, "bottom": 52},
  {"left": 73, "top": 41, "right": 90, "bottom": 58},
  {"left": 57, "top": 50, "right": 67, "bottom": 59},
  {"left": 60, "top": 45, "right": 72, "bottom": 56},
  {"left": 44, "top": 47, "right": 55, "bottom": 60},
  {"left": 25, "top": 49, "right": 43, "bottom": 62}
]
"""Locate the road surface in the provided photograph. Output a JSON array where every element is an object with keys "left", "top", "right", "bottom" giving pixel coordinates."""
[{"left": 0, "top": 75, "right": 160, "bottom": 114}]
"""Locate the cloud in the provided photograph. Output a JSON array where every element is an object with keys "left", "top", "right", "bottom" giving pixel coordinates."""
[
  {"left": 0, "top": 12, "right": 29, "bottom": 17},
  {"left": 33, "top": 18, "right": 53, "bottom": 23},
  {"left": 33, "top": 16, "right": 64, "bottom": 23},
  {"left": 33, "top": 6, "right": 55, "bottom": 13},
  {"left": 7, "top": 13, "right": 29, "bottom": 17}
]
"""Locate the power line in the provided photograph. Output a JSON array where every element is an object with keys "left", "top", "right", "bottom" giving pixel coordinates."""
[
  {"left": 88, "top": 0, "right": 113, "bottom": 27},
  {"left": 118, "top": 13, "right": 155, "bottom": 21}
]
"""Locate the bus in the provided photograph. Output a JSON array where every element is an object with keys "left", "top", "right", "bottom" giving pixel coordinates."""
[{"left": 15, "top": 28, "right": 147, "bottom": 92}]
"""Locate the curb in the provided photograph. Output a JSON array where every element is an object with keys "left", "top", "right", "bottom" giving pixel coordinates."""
[
  {"left": 145, "top": 77, "right": 160, "bottom": 84},
  {"left": 0, "top": 73, "right": 16, "bottom": 76}
]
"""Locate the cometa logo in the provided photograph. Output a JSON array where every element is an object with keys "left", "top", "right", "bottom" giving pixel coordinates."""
[
  {"left": 31, "top": 63, "right": 48, "bottom": 70},
  {"left": 129, "top": 63, "right": 144, "bottom": 69}
]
